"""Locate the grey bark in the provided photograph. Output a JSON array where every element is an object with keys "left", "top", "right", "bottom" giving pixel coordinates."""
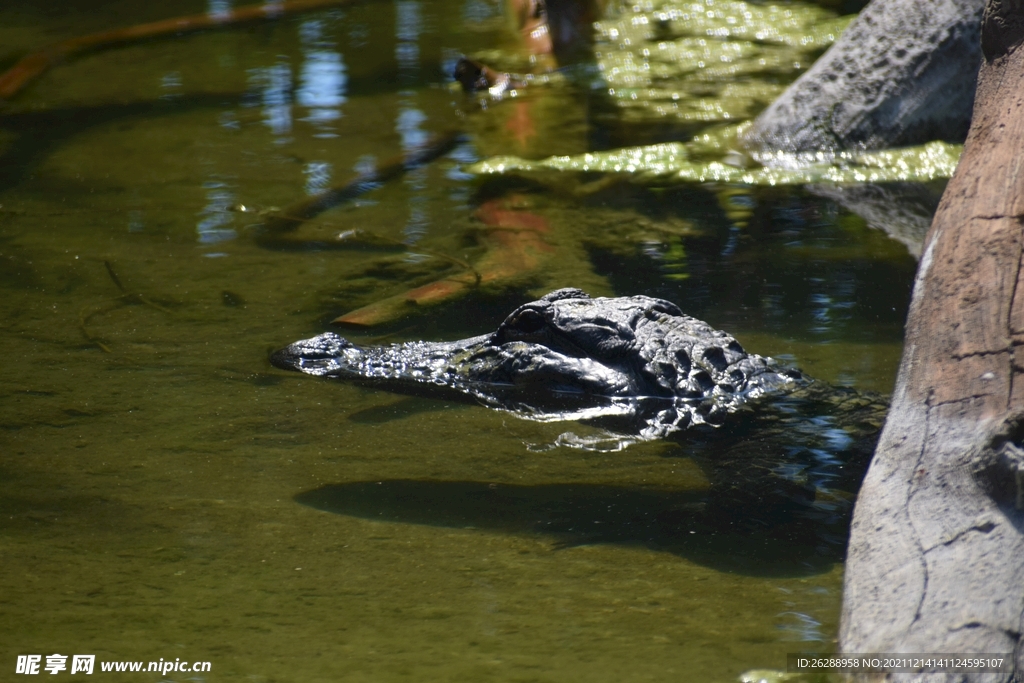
[
  {"left": 741, "top": 0, "right": 985, "bottom": 153},
  {"left": 839, "top": 1, "right": 1024, "bottom": 680}
]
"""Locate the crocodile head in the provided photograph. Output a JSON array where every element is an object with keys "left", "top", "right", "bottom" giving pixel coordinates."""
[{"left": 271, "top": 288, "right": 801, "bottom": 439}]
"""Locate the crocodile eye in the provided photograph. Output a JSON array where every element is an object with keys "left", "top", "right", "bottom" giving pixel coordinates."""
[
  {"left": 510, "top": 309, "right": 546, "bottom": 333},
  {"left": 649, "top": 300, "right": 683, "bottom": 317}
]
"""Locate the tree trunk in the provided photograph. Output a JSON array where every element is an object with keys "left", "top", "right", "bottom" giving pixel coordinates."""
[{"left": 839, "top": 1, "right": 1024, "bottom": 679}]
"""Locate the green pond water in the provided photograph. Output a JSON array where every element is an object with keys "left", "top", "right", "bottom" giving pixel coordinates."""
[{"left": 1, "top": 0, "right": 926, "bottom": 681}]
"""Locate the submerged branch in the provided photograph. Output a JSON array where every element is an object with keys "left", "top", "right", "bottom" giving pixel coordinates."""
[
  {"left": 256, "top": 130, "right": 467, "bottom": 237},
  {"left": 0, "top": 0, "right": 369, "bottom": 102},
  {"left": 79, "top": 261, "right": 173, "bottom": 352}
]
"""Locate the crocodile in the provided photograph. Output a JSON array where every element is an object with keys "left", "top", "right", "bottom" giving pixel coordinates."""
[
  {"left": 273, "top": 287, "right": 810, "bottom": 434},
  {"left": 272, "top": 288, "right": 888, "bottom": 518}
]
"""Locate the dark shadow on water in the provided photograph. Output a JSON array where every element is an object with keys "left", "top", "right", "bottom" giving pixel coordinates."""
[
  {"left": 346, "top": 396, "right": 455, "bottom": 424},
  {"left": 0, "top": 94, "right": 242, "bottom": 194},
  {"left": 295, "top": 479, "right": 850, "bottom": 577}
]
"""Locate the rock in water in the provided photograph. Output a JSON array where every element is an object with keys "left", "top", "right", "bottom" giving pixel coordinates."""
[{"left": 742, "top": 0, "right": 985, "bottom": 153}]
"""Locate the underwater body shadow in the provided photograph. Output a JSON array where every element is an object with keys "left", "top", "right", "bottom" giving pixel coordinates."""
[{"left": 295, "top": 478, "right": 851, "bottom": 577}]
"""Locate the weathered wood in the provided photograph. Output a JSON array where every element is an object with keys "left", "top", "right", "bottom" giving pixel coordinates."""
[
  {"left": 840, "top": 0, "right": 1024, "bottom": 678},
  {"left": 741, "top": 0, "right": 985, "bottom": 153}
]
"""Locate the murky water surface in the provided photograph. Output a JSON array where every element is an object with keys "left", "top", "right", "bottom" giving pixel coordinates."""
[{"left": 2, "top": 0, "right": 919, "bottom": 680}]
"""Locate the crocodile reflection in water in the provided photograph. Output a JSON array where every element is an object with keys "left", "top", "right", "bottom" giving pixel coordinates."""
[{"left": 272, "top": 288, "right": 888, "bottom": 513}]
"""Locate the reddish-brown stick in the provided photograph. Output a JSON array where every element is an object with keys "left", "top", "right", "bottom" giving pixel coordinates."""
[{"left": 0, "top": 0, "right": 365, "bottom": 102}]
